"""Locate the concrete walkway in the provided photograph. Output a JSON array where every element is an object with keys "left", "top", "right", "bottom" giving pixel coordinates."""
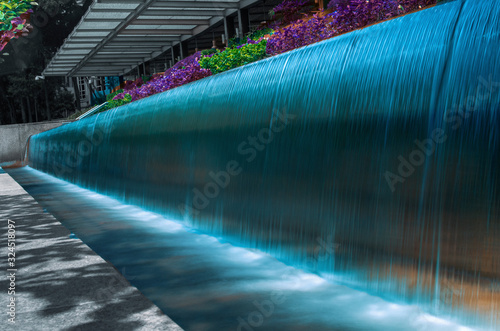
[{"left": 0, "top": 167, "right": 183, "bottom": 331}]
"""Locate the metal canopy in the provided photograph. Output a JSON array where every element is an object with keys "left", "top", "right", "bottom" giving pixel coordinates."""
[{"left": 43, "top": 0, "right": 259, "bottom": 77}]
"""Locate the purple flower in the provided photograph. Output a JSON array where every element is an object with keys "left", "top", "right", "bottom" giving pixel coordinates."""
[
  {"left": 272, "top": 0, "right": 310, "bottom": 25},
  {"left": 121, "top": 52, "right": 212, "bottom": 102},
  {"left": 113, "top": 93, "right": 125, "bottom": 100},
  {"left": 266, "top": 14, "right": 337, "bottom": 55},
  {"left": 267, "top": 0, "right": 436, "bottom": 55}
]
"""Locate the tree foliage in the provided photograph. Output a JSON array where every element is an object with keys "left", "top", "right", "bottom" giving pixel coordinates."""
[{"left": 0, "top": 0, "right": 92, "bottom": 124}]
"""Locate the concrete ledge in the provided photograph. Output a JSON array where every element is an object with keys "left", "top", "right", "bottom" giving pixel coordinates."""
[
  {"left": 0, "top": 120, "right": 71, "bottom": 163},
  {"left": 0, "top": 167, "right": 183, "bottom": 330}
]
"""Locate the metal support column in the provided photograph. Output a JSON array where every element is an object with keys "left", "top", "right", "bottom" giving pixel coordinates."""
[
  {"left": 223, "top": 16, "right": 229, "bottom": 47},
  {"left": 237, "top": 9, "right": 243, "bottom": 39},
  {"left": 181, "top": 41, "right": 188, "bottom": 59},
  {"left": 226, "top": 15, "right": 236, "bottom": 41},
  {"left": 240, "top": 8, "right": 250, "bottom": 36}
]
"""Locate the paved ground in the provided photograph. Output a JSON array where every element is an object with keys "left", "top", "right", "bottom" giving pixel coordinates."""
[{"left": 0, "top": 167, "right": 183, "bottom": 331}]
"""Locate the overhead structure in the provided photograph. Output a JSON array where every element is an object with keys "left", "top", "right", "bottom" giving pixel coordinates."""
[{"left": 43, "top": 0, "right": 259, "bottom": 77}]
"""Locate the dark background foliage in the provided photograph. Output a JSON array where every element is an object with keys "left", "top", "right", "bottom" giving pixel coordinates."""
[{"left": 0, "top": 0, "right": 91, "bottom": 125}]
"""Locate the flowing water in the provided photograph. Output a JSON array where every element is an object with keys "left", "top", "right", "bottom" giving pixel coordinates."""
[
  {"left": 26, "top": 0, "right": 499, "bottom": 328},
  {"left": 5, "top": 166, "right": 480, "bottom": 330}
]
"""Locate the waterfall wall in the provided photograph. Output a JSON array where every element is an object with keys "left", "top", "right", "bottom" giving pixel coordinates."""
[{"left": 28, "top": 0, "right": 500, "bottom": 327}]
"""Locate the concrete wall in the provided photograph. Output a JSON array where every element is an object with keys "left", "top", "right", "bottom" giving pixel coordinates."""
[{"left": 0, "top": 121, "right": 70, "bottom": 163}]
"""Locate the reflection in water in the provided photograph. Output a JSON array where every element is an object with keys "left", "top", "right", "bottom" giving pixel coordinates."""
[{"left": 7, "top": 166, "right": 479, "bottom": 330}]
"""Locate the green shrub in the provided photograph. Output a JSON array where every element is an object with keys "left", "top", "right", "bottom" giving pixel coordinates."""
[
  {"left": 201, "top": 48, "right": 217, "bottom": 56},
  {"left": 228, "top": 28, "right": 274, "bottom": 48},
  {"left": 248, "top": 27, "right": 274, "bottom": 41},
  {"left": 106, "top": 89, "right": 123, "bottom": 101},
  {"left": 228, "top": 37, "right": 243, "bottom": 48},
  {"left": 100, "top": 93, "right": 132, "bottom": 112},
  {"left": 199, "top": 39, "right": 268, "bottom": 75}
]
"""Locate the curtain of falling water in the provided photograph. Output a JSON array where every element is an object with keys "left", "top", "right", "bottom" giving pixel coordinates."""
[{"left": 28, "top": 0, "right": 499, "bottom": 327}]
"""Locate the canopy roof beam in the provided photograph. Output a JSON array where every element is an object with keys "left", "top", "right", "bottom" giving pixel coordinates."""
[{"left": 43, "top": 0, "right": 260, "bottom": 77}]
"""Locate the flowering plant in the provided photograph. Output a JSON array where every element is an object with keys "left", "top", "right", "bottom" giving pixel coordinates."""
[
  {"left": 101, "top": 0, "right": 441, "bottom": 112},
  {"left": 0, "top": 0, "right": 34, "bottom": 51},
  {"left": 266, "top": 13, "right": 337, "bottom": 55},
  {"left": 326, "top": 0, "right": 399, "bottom": 33},
  {"left": 327, "top": 0, "right": 438, "bottom": 33},
  {"left": 0, "top": 0, "right": 33, "bottom": 31},
  {"left": 271, "top": 0, "right": 311, "bottom": 25},
  {"left": 267, "top": 0, "right": 438, "bottom": 55},
  {"left": 110, "top": 52, "right": 211, "bottom": 107}
]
